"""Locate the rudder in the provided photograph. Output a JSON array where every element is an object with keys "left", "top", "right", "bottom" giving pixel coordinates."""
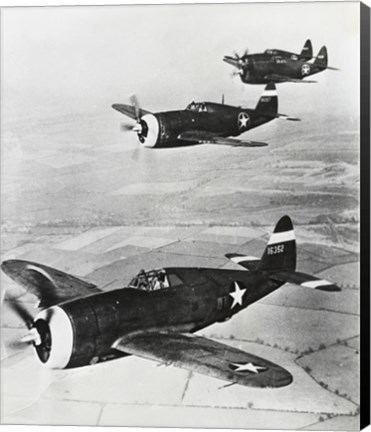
[
  {"left": 255, "top": 82, "right": 278, "bottom": 115},
  {"left": 259, "top": 215, "right": 296, "bottom": 272},
  {"left": 299, "top": 39, "right": 313, "bottom": 60},
  {"left": 314, "top": 46, "right": 328, "bottom": 69}
]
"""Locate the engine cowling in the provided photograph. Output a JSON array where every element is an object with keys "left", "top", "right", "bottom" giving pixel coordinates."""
[
  {"left": 137, "top": 114, "right": 160, "bottom": 148},
  {"left": 33, "top": 306, "right": 75, "bottom": 368},
  {"left": 32, "top": 297, "right": 119, "bottom": 369},
  {"left": 135, "top": 112, "right": 193, "bottom": 148},
  {"left": 29, "top": 288, "right": 149, "bottom": 369}
]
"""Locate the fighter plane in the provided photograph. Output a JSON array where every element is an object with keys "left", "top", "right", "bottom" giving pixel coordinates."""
[
  {"left": 112, "top": 82, "right": 299, "bottom": 148},
  {"left": 224, "top": 40, "right": 339, "bottom": 84},
  {"left": 1, "top": 216, "right": 341, "bottom": 388}
]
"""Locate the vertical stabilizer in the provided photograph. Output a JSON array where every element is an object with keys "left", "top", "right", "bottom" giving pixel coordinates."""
[
  {"left": 299, "top": 39, "right": 313, "bottom": 60},
  {"left": 314, "top": 46, "right": 328, "bottom": 69},
  {"left": 255, "top": 82, "right": 278, "bottom": 114},
  {"left": 259, "top": 215, "right": 296, "bottom": 272}
]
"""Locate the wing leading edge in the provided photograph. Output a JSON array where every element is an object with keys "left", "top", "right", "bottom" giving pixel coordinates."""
[
  {"left": 1, "top": 259, "right": 102, "bottom": 308},
  {"left": 112, "top": 104, "right": 151, "bottom": 120},
  {"left": 113, "top": 331, "right": 292, "bottom": 388}
]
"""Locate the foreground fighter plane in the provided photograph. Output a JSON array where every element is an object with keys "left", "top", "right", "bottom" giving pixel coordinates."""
[
  {"left": 224, "top": 40, "right": 339, "bottom": 84},
  {"left": 112, "top": 83, "right": 299, "bottom": 148},
  {"left": 1, "top": 216, "right": 340, "bottom": 388}
]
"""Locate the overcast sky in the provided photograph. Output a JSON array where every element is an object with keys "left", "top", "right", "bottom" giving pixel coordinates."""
[{"left": 1, "top": 2, "right": 360, "bottom": 126}]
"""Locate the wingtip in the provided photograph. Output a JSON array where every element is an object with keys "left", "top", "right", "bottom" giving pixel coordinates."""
[{"left": 316, "top": 284, "right": 342, "bottom": 292}]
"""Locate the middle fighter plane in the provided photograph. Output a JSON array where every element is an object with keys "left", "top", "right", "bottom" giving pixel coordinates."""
[{"left": 112, "top": 82, "right": 299, "bottom": 148}]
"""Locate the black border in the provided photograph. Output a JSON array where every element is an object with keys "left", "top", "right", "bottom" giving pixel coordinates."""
[{"left": 360, "top": 1, "right": 370, "bottom": 429}]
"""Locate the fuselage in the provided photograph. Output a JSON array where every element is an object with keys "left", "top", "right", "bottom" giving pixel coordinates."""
[
  {"left": 139, "top": 103, "right": 274, "bottom": 148},
  {"left": 234, "top": 53, "right": 324, "bottom": 84},
  {"left": 36, "top": 268, "right": 281, "bottom": 368}
]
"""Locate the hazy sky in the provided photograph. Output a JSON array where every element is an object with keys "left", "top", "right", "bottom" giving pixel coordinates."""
[{"left": 1, "top": 2, "right": 360, "bottom": 125}]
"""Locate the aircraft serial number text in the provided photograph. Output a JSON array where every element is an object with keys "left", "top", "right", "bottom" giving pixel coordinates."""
[{"left": 267, "top": 245, "right": 285, "bottom": 255}]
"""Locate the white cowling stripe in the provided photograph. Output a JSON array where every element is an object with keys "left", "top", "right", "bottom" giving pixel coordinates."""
[
  {"left": 35, "top": 306, "right": 74, "bottom": 369},
  {"left": 141, "top": 114, "right": 160, "bottom": 148}
]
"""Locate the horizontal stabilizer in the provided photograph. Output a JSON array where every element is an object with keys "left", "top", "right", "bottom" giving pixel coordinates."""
[
  {"left": 225, "top": 253, "right": 260, "bottom": 271},
  {"left": 276, "top": 113, "right": 301, "bottom": 121},
  {"left": 268, "top": 270, "right": 341, "bottom": 291}
]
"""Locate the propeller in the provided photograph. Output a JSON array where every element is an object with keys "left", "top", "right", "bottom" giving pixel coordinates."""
[
  {"left": 232, "top": 48, "right": 249, "bottom": 64},
  {"left": 130, "top": 94, "right": 141, "bottom": 122},
  {"left": 120, "top": 123, "right": 135, "bottom": 132},
  {"left": 118, "top": 94, "right": 144, "bottom": 138},
  {"left": 6, "top": 299, "right": 51, "bottom": 349},
  {"left": 7, "top": 300, "right": 34, "bottom": 330},
  {"left": 4, "top": 300, "right": 39, "bottom": 350}
]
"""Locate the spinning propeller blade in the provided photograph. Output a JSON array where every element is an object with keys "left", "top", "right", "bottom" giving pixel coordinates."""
[
  {"left": 8, "top": 300, "right": 34, "bottom": 329},
  {"left": 129, "top": 94, "right": 141, "bottom": 122}
]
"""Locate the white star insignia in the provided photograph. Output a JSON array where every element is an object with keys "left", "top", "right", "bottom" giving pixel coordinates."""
[
  {"left": 301, "top": 64, "right": 311, "bottom": 75},
  {"left": 231, "top": 362, "right": 266, "bottom": 374},
  {"left": 229, "top": 281, "right": 246, "bottom": 308},
  {"left": 238, "top": 112, "right": 250, "bottom": 130}
]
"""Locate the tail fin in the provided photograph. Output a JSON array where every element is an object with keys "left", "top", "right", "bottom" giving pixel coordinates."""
[
  {"left": 255, "top": 82, "right": 278, "bottom": 115},
  {"left": 259, "top": 215, "right": 296, "bottom": 272},
  {"left": 314, "top": 46, "right": 328, "bottom": 69},
  {"left": 299, "top": 39, "right": 313, "bottom": 60}
]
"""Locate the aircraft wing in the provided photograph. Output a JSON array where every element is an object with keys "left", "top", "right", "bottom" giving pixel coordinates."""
[
  {"left": 178, "top": 131, "right": 268, "bottom": 147},
  {"left": 1, "top": 259, "right": 102, "bottom": 308},
  {"left": 112, "top": 103, "right": 151, "bottom": 120},
  {"left": 264, "top": 74, "right": 317, "bottom": 84},
  {"left": 113, "top": 331, "right": 292, "bottom": 388}
]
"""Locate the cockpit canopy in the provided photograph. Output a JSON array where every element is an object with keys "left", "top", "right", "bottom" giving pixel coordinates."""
[
  {"left": 265, "top": 49, "right": 277, "bottom": 55},
  {"left": 128, "top": 268, "right": 184, "bottom": 292},
  {"left": 185, "top": 102, "right": 208, "bottom": 113}
]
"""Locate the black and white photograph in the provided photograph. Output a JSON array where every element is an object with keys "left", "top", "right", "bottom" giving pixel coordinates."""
[{"left": 0, "top": 1, "right": 367, "bottom": 430}]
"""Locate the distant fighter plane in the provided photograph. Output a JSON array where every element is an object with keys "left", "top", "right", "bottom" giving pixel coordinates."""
[
  {"left": 224, "top": 40, "right": 339, "bottom": 84},
  {"left": 1, "top": 216, "right": 340, "bottom": 388},
  {"left": 112, "top": 83, "right": 299, "bottom": 148}
]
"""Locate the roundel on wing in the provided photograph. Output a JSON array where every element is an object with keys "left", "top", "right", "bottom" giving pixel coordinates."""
[
  {"left": 301, "top": 64, "right": 311, "bottom": 76},
  {"left": 237, "top": 112, "right": 250, "bottom": 130}
]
